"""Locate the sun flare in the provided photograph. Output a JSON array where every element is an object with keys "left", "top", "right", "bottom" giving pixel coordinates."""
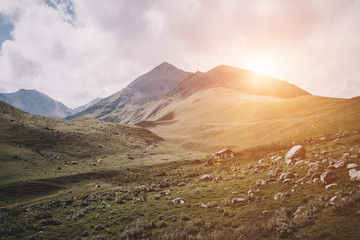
[{"left": 251, "top": 58, "right": 273, "bottom": 75}]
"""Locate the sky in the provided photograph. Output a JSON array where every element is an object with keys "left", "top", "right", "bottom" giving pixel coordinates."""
[{"left": 0, "top": 0, "right": 359, "bottom": 108}]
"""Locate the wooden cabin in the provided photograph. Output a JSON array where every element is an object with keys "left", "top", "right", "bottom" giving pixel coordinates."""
[{"left": 214, "top": 148, "right": 234, "bottom": 159}]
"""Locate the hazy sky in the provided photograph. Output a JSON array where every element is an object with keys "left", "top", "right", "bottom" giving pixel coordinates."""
[{"left": 0, "top": 0, "right": 359, "bottom": 108}]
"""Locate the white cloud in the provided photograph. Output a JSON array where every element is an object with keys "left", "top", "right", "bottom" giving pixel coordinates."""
[{"left": 0, "top": 0, "right": 359, "bottom": 108}]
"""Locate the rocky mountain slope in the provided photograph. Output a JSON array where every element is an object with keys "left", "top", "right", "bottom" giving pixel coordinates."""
[
  {"left": 0, "top": 89, "right": 100, "bottom": 119},
  {"left": 131, "top": 66, "right": 359, "bottom": 151},
  {"left": 66, "top": 62, "right": 192, "bottom": 122}
]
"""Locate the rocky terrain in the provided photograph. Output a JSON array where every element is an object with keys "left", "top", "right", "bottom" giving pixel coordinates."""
[{"left": 1, "top": 126, "right": 359, "bottom": 239}]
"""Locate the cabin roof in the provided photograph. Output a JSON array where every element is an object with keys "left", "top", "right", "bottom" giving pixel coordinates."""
[{"left": 215, "top": 148, "right": 233, "bottom": 154}]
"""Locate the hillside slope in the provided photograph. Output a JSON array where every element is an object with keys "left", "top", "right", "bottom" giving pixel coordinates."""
[
  {"left": 66, "top": 62, "right": 192, "bottom": 122},
  {"left": 132, "top": 66, "right": 359, "bottom": 152},
  {"left": 0, "top": 100, "right": 163, "bottom": 161}
]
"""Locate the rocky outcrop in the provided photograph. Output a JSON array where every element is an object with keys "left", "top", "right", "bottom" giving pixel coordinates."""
[{"left": 285, "top": 145, "right": 306, "bottom": 165}]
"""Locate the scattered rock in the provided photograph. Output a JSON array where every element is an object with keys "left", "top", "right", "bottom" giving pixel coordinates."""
[
  {"left": 347, "top": 163, "right": 358, "bottom": 169},
  {"left": 71, "top": 161, "right": 77, "bottom": 165},
  {"left": 308, "top": 163, "right": 322, "bottom": 173},
  {"left": 330, "top": 196, "right": 337, "bottom": 202},
  {"left": 274, "top": 192, "right": 284, "bottom": 200},
  {"left": 200, "top": 203, "right": 208, "bottom": 208},
  {"left": 80, "top": 231, "right": 89, "bottom": 237},
  {"left": 95, "top": 185, "right": 100, "bottom": 188},
  {"left": 172, "top": 198, "right": 185, "bottom": 205},
  {"left": 311, "top": 173, "right": 321, "bottom": 179},
  {"left": 285, "top": 145, "right": 306, "bottom": 165},
  {"left": 97, "top": 159, "right": 103, "bottom": 163},
  {"left": 213, "top": 177, "right": 223, "bottom": 182},
  {"left": 332, "top": 160, "right": 345, "bottom": 169},
  {"left": 94, "top": 225, "right": 104, "bottom": 231},
  {"left": 279, "top": 172, "right": 295, "bottom": 181},
  {"left": 232, "top": 198, "right": 247, "bottom": 204},
  {"left": 199, "top": 174, "right": 212, "bottom": 181},
  {"left": 325, "top": 183, "right": 338, "bottom": 190},
  {"left": 320, "top": 171, "right": 337, "bottom": 185},
  {"left": 256, "top": 179, "right": 266, "bottom": 186},
  {"left": 295, "top": 160, "right": 305, "bottom": 167},
  {"left": 349, "top": 169, "right": 360, "bottom": 182},
  {"left": 247, "top": 190, "right": 255, "bottom": 201},
  {"left": 157, "top": 220, "right": 168, "bottom": 228}
]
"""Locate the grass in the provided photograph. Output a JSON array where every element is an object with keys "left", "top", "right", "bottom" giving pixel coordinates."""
[
  {"left": 1, "top": 132, "right": 360, "bottom": 239},
  {"left": 1, "top": 100, "right": 360, "bottom": 239}
]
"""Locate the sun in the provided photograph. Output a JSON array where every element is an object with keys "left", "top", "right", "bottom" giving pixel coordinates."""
[{"left": 252, "top": 59, "right": 272, "bottom": 75}]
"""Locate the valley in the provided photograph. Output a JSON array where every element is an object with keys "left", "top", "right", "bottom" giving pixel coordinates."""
[{"left": 0, "top": 63, "right": 359, "bottom": 240}]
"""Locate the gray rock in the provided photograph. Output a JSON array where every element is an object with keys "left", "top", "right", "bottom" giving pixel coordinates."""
[
  {"left": 320, "top": 171, "right": 337, "bottom": 184},
  {"left": 199, "top": 174, "right": 212, "bottom": 181},
  {"left": 213, "top": 177, "right": 223, "bottom": 182},
  {"left": 309, "top": 163, "right": 322, "bottom": 173},
  {"left": 274, "top": 192, "right": 284, "bottom": 200},
  {"left": 256, "top": 179, "right": 266, "bottom": 186},
  {"left": 349, "top": 169, "right": 360, "bottom": 181},
  {"left": 325, "top": 183, "right": 338, "bottom": 190},
  {"left": 172, "top": 198, "right": 184, "bottom": 205},
  {"left": 247, "top": 190, "right": 255, "bottom": 201},
  {"left": 232, "top": 198, "right": 247, "bottom": 204},
  {"left": 347, "top": 163, "right": 358, "bottom": 169},
  {"left": 332, "top": 160, "right": 345, "bottom": 169},
  {"left": 285, "top": 145, "right": 306, "bottom": 165},
  {"left": 279, "top": 172, "right": 295, "bottom": 181}
]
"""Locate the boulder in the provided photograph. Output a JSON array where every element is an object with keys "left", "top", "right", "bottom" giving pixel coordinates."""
[
  {"left": 320, "top": 171, "right": 337, "bottom": 184},
  {"left": 347, "top": 163, "right": 358, "bottom": 169},
  {"left": 256, "top": 179, "right": 266, "bottom": 186},
  {"left": 199, "top": 174, "right": 212, "bottom": 181},
  {"left": 172, "top": 198, "right": 185, "bottom": 205},
  {"left": 274, "top": 192, "right": 284, "bottom": 200},
  {"left": 349, "top": 169, "right": 360, "bottom": 182},
  {"left": 285, "top": 145, "right": 306, "bottom": 165},
  {"left": 232, "top": 198, "right": 247, "bottom": 204}
]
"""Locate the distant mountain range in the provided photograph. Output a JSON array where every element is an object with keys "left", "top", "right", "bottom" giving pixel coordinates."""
[
  {"left": 66, "top": 62, "right": 192, "bottom": 122},
  {"left": 67, "top": 62, "right": 310, "bottom": 124},
  {"left": 3, "top": 62, "right": 358, "bottom": 152},
  {"left": 0, "top": 89, "right": 100, "bottom": 119}
]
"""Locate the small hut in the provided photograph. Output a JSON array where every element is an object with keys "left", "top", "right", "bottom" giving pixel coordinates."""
[{"left": 214, "top": 148, "right": 234, "bottom": 159}]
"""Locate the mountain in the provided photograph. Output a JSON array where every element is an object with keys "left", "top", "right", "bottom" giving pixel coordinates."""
[
  {"left": 129, "top": 65, "right": 359, "bottom": 151},
  {"left": 0, "top": 89, "right": 101, "bottom": 119},
  {"left": 124, "top": 64, "right": 311, "bottom": 124},
  {"left": 0, "top": 89, "right": 74, "bottom": 118},
  {"left": 66, "top": 62, "right": 193, "bottom": 122},
  {"left": 73, "top": 97, "right": 101, "bottom": 113}
]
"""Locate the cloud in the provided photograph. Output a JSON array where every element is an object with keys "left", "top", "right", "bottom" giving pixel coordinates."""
[{"left": 0, "top": 0, "right": 359, "bottom": 108}]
